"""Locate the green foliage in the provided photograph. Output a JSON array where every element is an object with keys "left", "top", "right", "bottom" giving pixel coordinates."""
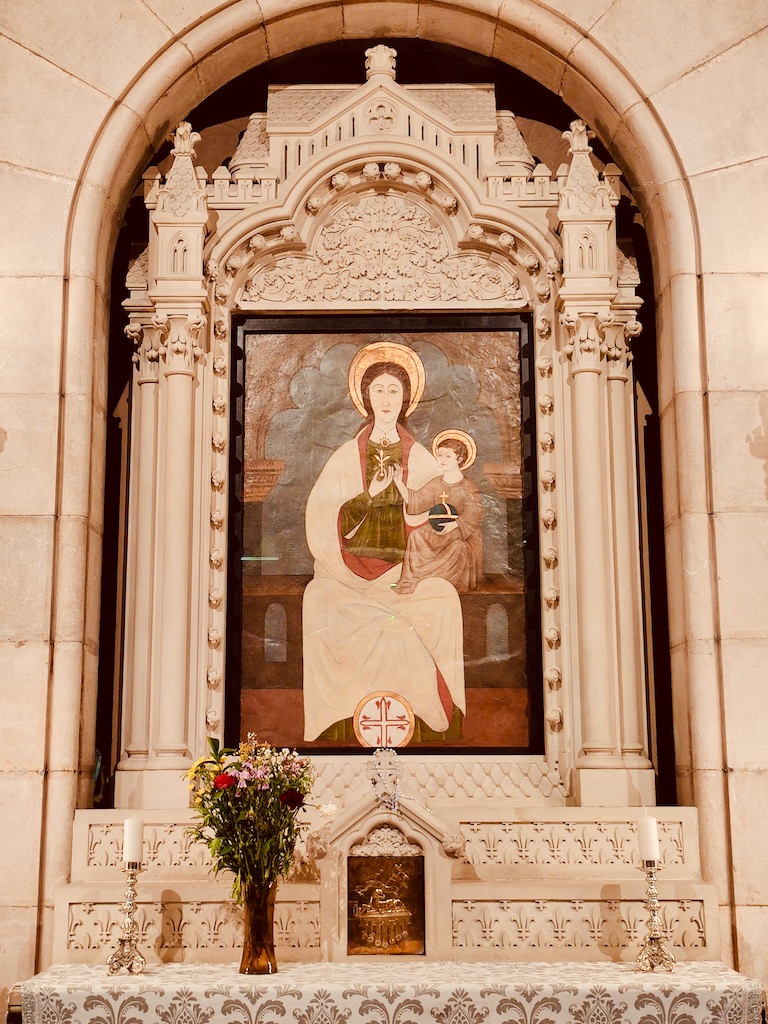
[{"left": 187, "top": 735, "right": 314, "bottom": 902}]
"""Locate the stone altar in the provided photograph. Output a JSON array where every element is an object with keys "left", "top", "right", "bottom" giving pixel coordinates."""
[{"left": 16, "top": 961, "right": 765, "bottom": 1024}]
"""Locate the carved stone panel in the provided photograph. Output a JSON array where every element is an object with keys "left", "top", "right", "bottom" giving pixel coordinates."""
[
  {"left": 452, "top": 898, "right": 706, "bottom": 950},
  {"left": 459, "top": 820, "right": 685, "bottom": 868},
  {"left": 242, "top": 194, "right": 527, "bottom": 308},
  {"left": 66, "top": 898, "right": 320, "bottom": 959}
]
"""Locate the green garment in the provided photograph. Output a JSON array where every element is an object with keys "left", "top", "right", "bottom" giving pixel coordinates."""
[{"left": 339, "top": 440, "right": 405, "bottom": 563}]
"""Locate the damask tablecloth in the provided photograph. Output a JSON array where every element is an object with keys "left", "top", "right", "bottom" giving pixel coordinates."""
[{"left": 21, "top": 960, "right": 765, "bottom": 1024}]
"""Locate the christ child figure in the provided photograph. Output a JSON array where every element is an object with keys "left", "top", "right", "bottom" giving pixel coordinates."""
[{"left": 393, "top": 429, "right": 483, "bottom": 595}]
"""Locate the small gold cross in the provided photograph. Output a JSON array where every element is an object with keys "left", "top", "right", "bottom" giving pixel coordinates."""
[{"left": 439, "top": 489, "right": 449, "bottom": 504}]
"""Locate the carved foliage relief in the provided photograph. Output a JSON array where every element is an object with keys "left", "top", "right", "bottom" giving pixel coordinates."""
[{"left": 243, "top": 194, "right": 526, "bottom": 307}]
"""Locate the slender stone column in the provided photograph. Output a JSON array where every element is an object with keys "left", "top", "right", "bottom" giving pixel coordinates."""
[
  {"left": 153, "top": 311, "right": 206, "bottom": 763},
  {"left": 120, "top": 315, "right": 167, "bottom": 763},
  {"left": 561, "top": 309, "right": 620, "bottom": 766},
  {"left": 605, "top": 316, "right": 652, "bottom": 767},
  {"left": 114, "top": 122, "right": 210, "bottom": 806}
]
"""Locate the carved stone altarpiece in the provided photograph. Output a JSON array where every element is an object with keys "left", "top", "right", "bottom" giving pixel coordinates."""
[{"left": 50, "top": 45, "right": 719, "bottom": 967}]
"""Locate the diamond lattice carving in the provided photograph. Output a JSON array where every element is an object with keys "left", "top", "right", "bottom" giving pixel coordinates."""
[
  {"left": 269, "top": 88, "right": 356, "bottom": 124},
  {"left": 415, "top": 88, "right": 497, "bottom": 123}
]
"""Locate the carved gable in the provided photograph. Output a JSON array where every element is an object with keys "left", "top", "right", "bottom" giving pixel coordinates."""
[{"left": 253, "top": 44, "right": 518, "bottom": 186}]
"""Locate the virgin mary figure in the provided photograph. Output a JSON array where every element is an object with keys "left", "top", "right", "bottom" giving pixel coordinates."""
[{"left": 302, "top": 342, "right": 466, "bottom": 741}]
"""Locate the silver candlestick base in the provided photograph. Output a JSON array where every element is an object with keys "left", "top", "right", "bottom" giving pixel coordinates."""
[
  {"left": 106, "top": 862, "right": 146, "bottom": 975},
  {"left": 636, "top": 859, "right": 676, "bottom": 972}
]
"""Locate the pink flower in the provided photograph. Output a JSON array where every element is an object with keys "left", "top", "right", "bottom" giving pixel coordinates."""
[{"left": 214, "top": 773, "right": 236, "bottom": 789}]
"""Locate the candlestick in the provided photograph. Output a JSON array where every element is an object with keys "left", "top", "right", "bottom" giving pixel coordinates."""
[
  {"left": 636, "top": 860, "right": 676, "bottom": 972},
  {"left": 106, "top": 863, "right": 146, "bottom": 974},
  {"left": 123, "top": 816, "right": 144, "bottom": 865},
  {"left": 637, "top": 812, "right": 660, "bottom": 862}
]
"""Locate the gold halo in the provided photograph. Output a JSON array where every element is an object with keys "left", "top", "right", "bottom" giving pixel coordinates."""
[
  {"left": 348, "top": 342, "right": 426, "bottom": 419},
  {"left": 432, "top": 429, "right": 477, "bottom": 471}
]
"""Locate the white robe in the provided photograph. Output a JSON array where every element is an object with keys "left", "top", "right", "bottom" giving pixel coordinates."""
[{"left": 302, "top": 435, "right": 466, "bottom": 740}]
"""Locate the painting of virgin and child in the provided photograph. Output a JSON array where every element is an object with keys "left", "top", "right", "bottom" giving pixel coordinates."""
[{"left": 236, "top": 325, "right": 539, "bottom": 751}]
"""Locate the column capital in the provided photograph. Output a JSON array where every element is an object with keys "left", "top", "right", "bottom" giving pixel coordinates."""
[
  {"left": 559, "top": 308, "right": 615, "bottom": 373},
  {"left": 126, "top": 313, "right": 169, "bottom": 384},
  {"left": 605, "top": 315, "right": 642, "bottom": 380},
  {"left": 159, "top": 309, "right": 207, "bottom": 376}
]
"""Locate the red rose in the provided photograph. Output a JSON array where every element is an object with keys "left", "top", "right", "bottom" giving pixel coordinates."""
[
  {"left": 279, "top": 788, "right": 304, "bottom": 809},
  {"left": 214, "top": 773, "right": 236, "bottom": 789}
]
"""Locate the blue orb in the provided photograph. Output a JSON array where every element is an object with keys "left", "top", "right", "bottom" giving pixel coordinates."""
[{"left": 428, "top": 503, "right": 458, "bottom": 533}]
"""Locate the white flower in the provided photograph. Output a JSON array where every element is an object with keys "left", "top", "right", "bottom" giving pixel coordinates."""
[{"left": 318, "top": 802, "right": 338, "bottom": 818}]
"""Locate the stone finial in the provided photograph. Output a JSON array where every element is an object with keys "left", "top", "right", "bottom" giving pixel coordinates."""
[
  {"left": 229, "top": 114, "right": 269, "bottom": 172},
  {"left": 157, "top": 122, "right": 207, "bottom": 219},
  {"left": 562, "top": 119, "right": 594, "bottom": 156},
  {"left": 617, "top": 246, "right": 641, "bottom": 287},
  {"left": 495, "top": 112, "right": 535, "bottom": 173},
  {"left": 558, "top": 119, "right": 613, "bottom": 219},
  {"left": 170, "top": 121, "right": 201, "bottom": 157},
  {"left": 125, "top": 246, "right": 149, "bottom": 291},
  {"left": 365, "top": 44, "right": 397, "bottom": 80}
]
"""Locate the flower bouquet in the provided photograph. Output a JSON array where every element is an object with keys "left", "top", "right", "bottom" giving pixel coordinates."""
[{"left": 188, "top": 735, "right": 314, "bottom": 973}]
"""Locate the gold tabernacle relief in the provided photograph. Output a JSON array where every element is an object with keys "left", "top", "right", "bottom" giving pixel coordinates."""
[{"left": 347, "top": 855, "right": 425, "bottom": 955}]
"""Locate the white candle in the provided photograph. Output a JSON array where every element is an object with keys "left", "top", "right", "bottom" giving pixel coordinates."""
[
  {"left": 638, "top": 812, "right": 660, "bottom": 862},
  {"left": 123, "top": 816, "right": 144, "bottom": 865}
]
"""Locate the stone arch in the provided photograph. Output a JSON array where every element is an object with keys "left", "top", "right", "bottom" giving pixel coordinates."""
[
  {"left": 23, "top": 2, "right": 743, "bottom": 979},
  {"left": 66, "top": 4, "right": 698, "bottom": 284}
]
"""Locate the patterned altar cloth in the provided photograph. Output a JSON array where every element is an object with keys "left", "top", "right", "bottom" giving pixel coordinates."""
[{"left": 21, "top": 960, "right": 765, "bottom": 1024}]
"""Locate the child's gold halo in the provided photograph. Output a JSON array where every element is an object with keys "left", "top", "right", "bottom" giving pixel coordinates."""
[{"left": 432, "top": 429, "right": 477, "bottom": 470}]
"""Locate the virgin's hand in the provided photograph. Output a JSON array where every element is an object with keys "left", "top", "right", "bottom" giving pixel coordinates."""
[
  {"left": 369, "top": 465, "right": 394, "bottom": 497},
  {"left": 392, "top": 463, "right": 409, "bottom": 502}
]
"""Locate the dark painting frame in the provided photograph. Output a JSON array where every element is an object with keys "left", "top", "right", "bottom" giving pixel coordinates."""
[{"left": 226, "top": 313, "right": 543, "bottom": 755}]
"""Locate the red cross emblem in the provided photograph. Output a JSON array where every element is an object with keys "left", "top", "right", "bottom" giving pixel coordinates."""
[{"left": 353, "top": 692, "right": 415, "bottom": 748}]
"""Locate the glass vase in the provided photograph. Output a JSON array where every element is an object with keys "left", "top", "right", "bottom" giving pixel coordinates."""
[{"left": 240, "top": 880, "right": 278, "bottom": 974}]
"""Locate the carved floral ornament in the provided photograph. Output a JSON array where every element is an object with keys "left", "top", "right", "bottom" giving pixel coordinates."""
[{"left": 237, "top": 192, "right": 531, "bottom": 308}]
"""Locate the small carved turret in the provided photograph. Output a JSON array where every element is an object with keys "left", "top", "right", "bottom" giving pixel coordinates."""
[
  {"left": 149, "top": 122, "right": 209, "bottom": 305},
  {"left": 557, "top": 120, "right": 619, "bottom": 303}
]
